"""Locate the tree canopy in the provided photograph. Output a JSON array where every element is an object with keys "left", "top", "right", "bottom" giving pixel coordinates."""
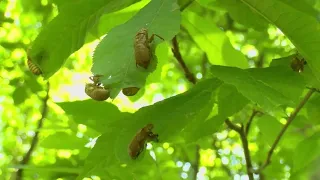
[{"left": 1, "top": 0, "right": 320, "bottom": 179}]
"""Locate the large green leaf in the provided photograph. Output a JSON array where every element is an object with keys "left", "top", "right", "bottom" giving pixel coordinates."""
[
  {"left": 92, "top": 0, "right": 181, "bottom": 98},
  {"left": 248, "top": 66, "right": 305, "bottom": 103},
  {"left": 270, "top": 54, "right": 320, "bottom": 89},
  {"left": 181, "top": 10, "right": 248, "bottom": 68},
  {"left": 57, "top": 100, "right": 129, "bottom": 133},
  {"left": 29, "top": 0, "right": 139, "bottom": 79},
  {"left": 88, "top": 0, "right": 150, "bottom": 41},
  {"left": 292, "top": 133, "right": 320, "bottom": 173},
  {"left": 256, "top": 115, "right": 282, "bottom": 146},
  {"left": 239, "top": 0, "right": 320, "bottom": 88},
  {"left": 211, "top": 65, "right": 297, "bottom": 110},
  {"left": 215, "top": 0, "right": 269, "bottom": 31},
  {"left": 78, "top": 78, "right": 221, "bottom": 179},
  {"left": 40, "top": 132, "right": 87, "bottom": 149}
]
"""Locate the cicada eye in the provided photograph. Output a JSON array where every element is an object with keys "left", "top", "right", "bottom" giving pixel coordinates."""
[{"left": 27, "top": 59, "right": 42, "bottom": 75}]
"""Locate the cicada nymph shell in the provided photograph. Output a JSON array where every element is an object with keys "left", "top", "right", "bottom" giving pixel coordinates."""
[
  {"left": 128, "top": 123, "right": 159, "bottom": 159},
  {"left": 291, "top": 56, "right": 307, "bottom": 73},
  {"left": 85, "top": 75, "right": 110, "bottom": 101},
  {"left": 27, "top": 58, "right": 42, "bottom": 75},
  {"left": 134, "top": 28, "right": 164, "bottom": 69},
  {"left": 122, "top": 87, "right": 140, "bottom": 96}
]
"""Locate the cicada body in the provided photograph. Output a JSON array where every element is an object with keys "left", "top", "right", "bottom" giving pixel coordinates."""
[
  {"left": 128, "top": 123, "right": 159, "bottom": 159},
  {"left": 291, "top": 57, "right": 307, "bottom": 72},
  {"left": 122, "top": 87, "right": 140, "bottom": 96},
  {"left": 85, "top": 83, "right": 110, "bottom": 101},
  {"left": 27, "top": 58, "right": 42, "bottom": 75},
  {"left": 85, "top": 75, "right": 110, "bottom": 101},
  {"left": 134, "top": 28, "right": 164, "bottom": 69}
]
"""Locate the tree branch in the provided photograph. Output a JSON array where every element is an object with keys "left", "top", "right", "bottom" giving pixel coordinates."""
[
  {"left": 193, "top": 145, "right": 200, "bottom": 180},
  {"left": 245, "top": 110, "right": 261, "bottom": 136},
  {"left": 225, "top": 119, "right": 254, "bottom": 180},
  {"left": 255, "top": 88, "right": 316, "bottom": 173},
  {"left": 16, "top": 82, "right": 50, "bottom": 180},
  {"left": 171, "top": 36, "right": 196, "bottom": 84}
]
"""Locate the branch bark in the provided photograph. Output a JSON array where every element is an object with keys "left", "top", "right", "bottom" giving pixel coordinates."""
[
  {"left": 16, "top": 82, "right": 50, "bottom": 180},
  {"left": 193, "top": 145, "right": 200, "bottom": 180},
  {"left": 225, "top": 119, "right": 254, "bottom": 180},
  {"left": 171, "top": 36, "right": 196, "bottom": 84},
  {"left": 256, "top": 88, "right": 316, "bottom": 173}
]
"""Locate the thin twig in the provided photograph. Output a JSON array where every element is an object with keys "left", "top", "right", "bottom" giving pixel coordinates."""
[
  {"left": 255, "top": 88, "right": 316, "bottom": 173},
  {"left": 193, "top": 145, "right": 200, "bottom": 180},
  {"left": 225, "top": 119, "right": 254, "bottom": 180},
  {"left": 212, "top": 136, "right": 232, "bottom": 176},
  {"left": 171, "top": 36, "right": 196, "bottom": 84},
  {"left": 201, "top": 53, "right": 208, "bottom": 78},
  {"left": 245, "top": 110, "right": 261, "bottom": 136},
  {"left": 16, "top": 82, "right": 50, "bottom": 180}
]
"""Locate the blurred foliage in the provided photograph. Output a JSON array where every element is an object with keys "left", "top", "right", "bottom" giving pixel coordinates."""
[{"left": 1, "top": 0, "right": 320, "bottom": 180}]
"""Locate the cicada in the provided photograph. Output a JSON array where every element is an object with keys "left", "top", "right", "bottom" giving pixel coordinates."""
[
  {"left": 122, "top": 87, "right": 140, "bottom": 96},
  {"left": 291, "top": 57, "right": 307, "bottom": 72},
  {"left": 128, "top": 123, "right": 159, "bottom": 159},
  {"left": 27, "top": 58, "right": 42, "bottom": 75},
  {"left": 85, "top": 75, "right": 110, "bottom": 101},
  {"left": 134, "top": 28, "right": 164, "bottom": 69}
]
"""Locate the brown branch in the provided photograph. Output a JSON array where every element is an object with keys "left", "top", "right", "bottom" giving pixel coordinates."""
[
  {"left": 193, "top": 145, "right": 200, "bottom": 180},
  {"left": 255, "top": 88, "right": 316, "bottom": 173},
  {"left": 212, "top": 136, "right": 232, "bottom": 176},
  {"left": 225, "top": 119, "right": 254, "bottom": 180},
  {"left": 245, "top": 110, "right": 261, "bottom": 136},
  {"left": 16, "top": 82, "right": 50, "bottom": 180},
  {"left": 171, "top": 36, "right": 196, "bottom": 84}
]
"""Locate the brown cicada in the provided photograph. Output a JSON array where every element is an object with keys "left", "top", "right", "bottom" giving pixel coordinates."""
[
  {"left": 122, "top": 87, "right": 140, "bottom": 96},
  {"left": 291, "top": 56, "right": 307, "bottom": 73},
  {"left": 85, "top": 75, "right": 110, "bottom": 101},
  {"left": 128, "top": 123, "right": 159, "bottom": 159},
  {"left": 134, "top": 28, "right": 164, "bottom": 69}
]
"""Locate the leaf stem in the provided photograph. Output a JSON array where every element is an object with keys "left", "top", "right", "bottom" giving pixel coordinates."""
[
  {"left": 171, "top": 36, "right": 196, "bottom": 84},
  {"left": 256, "top": 88, "right": 316, "bottom": 173},
  {"left": 225, "top": 119, "right": 254, "bottom": 180},
  {"left": 15, "top": 82, "right": 50, "bottom": 180}
]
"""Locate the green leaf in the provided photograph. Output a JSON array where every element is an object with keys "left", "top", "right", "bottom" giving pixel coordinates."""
[
  {"left": 292, "top": 132, "right": 320, "bottom": 173},
  {"left": 92, "top": 0, "right": 181, "bottom": 98},
  {"left": 181, "top": 10, "right": 248, "bottom": 68},
  {"left": 239, "top": 0, "right": 320, "bottom": 89},
  {"left": 306, "top": 94, "right": 320, "bottom": 123},
  {"left": 248, "top": 66, "right": 305, "bottom": 103},
  {"left": 211, "top": 65, "right": 293, "bottom": 110},
  {"left": 270, "top": 55, "right": 320, "bottom": 89},
  {"left": 217, "top": 84, "right": 249, "bottom": 117},
  {"left": 88, "top": 0, "right": 150, "bottom": 41},
  {"left": 256, "top": 115, "right": 282, "bottom": 146},
  {"left": 40, "top": 132, "right": 87, "bottom": 149},
  {"left": 78, "top": 78, "right": 222, "bottom": 179},
  {"left": 29, "top": 0, "right": 139, "bottom": 79},
  {"left": 215, "top": 0, "right": 269, "bottom": 31},
  {"left": 12, "top": 87, "right": 28, "bottom": 105},
  {"left": 57, "top": 100, "right": 129, "bottom": 133}
]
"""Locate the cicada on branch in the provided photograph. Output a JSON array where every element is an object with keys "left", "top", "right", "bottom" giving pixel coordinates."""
[
  {"left": 128, "top": 123, "right": 159, "bottom": 159},
  {"left": 134, "top": 28, "right": 164, "bottom": 69},
  {"left": 85, "top": 75, "right": 110, "bottom": 101}
]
